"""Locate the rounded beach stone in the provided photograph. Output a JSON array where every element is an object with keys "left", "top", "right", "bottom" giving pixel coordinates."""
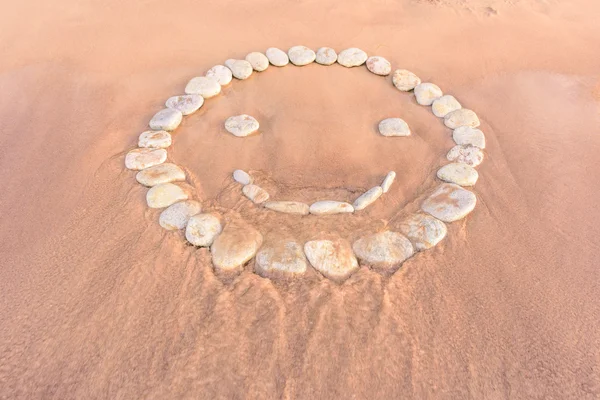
[
  {"left": 398, "top": 213, "right": 447, "bottom": 251},
  {"left": 225, "top": 59, "right": 253, "bottom": 80},
  {"left": 159, "top": 200, "right": 201, "bottom": 231},
  {"left": 315, "top": 47, "right": 337, "bottom": 65},
  {"left": 392, "top": 69, "right": 421, "bottom": 91},
  {"left": 353, "top": 186, "right": 383, "bottom": 211},
  {"left": 446, "top": 145, "right": 484, "bottom": 167},
  {"left": 242, "top": 184, "right": 269, "bottom": 204},
  {"left": 304, "top": 239, "right": 359, "bottom": 282},
  {"left": 437, "top": 163, "right": 479, "bottom": 186},
  {"left": 165, "top": 94, "right": 204, "bottom": 116},
  {"left": 125, "top": 148, "right": 167, "bottom": 170},
  {"left": 211, "top": 222, "right": 263, "bottom": 271},
  {"left": 288, "top": 46, "right": 316, "bottom": 66},
  {"left": 149, "top": 108, "right": 183, "bottom": 131},
  {"left": 378, "top": 118, "right": 411, "bottom": 137},
  {"left": 184, "top": 76, "right": 221, "bottom": 98},
  {"left": 245, "top": 52, "right": 269, "bottom": 72},
  {"left": 136, "top": 163, "right": 186, "bottom": 187},
  {"left": 309, "top": 201, "right": 354, "bottom": 215},
  {"left": 255, "top": 240, "right": 307, "bottom": 276},
  {"left": 414, "top": 83, "right": 443, "bottom": 106},
  {"left": 264, "top": 201, "right": 310, "bottom": 215},
  {"left": 444, "top": 108, "right": 480, "bottom": 129},
  {"left": 224, "top": 114, "right": 260, "bottom": 137},
  {"left": 432, "top": 95, "right": 461, "bottom": 118},
  {"left": 337, "top": 48, "right": 368, "bottom": 67},
  {"left": 265, "top": 47, "right": 289, "bottom": 67},
  {"left": 421, "top": 183, "right": 477, "bottom": 222},
  {"left": 138, "top": 130, "right": 172, "bottom": 149},
  {"left": 453, "top": 126, "right": 486, "bottom": 149},
  {"left": 233, "top": 169, "right": 252, "bottom": 185},
  {"left": 205, "top": 65, "right": 233, "bottom": 86},
  {"left": 366, "top": 56, "right": 391, "bottom": 76},
  {"left": 185, "top": 213, "right": 222, "bottom": 247},
  {"left": 352, "top": 231, "right": 414, "bottom": 269},
  {"left": 381, "top": 171, "right": 396, "bottom": 193},
  {"left": 146, "top": 183, "right": 188, "bottom": 209}
]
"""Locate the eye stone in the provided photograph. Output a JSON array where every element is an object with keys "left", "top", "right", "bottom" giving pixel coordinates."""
[
  {"left": 378, "top": 118, "right": 411, "bottom": 137},
  {"left": 309, "top": 201, "right": 354, "bottom": 215},
  {"left": 225, "top": 114, "right": 260, "bottom": 137}
]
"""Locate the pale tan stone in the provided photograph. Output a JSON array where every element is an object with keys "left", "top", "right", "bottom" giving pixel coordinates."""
[
  {"left": 432, "top": 95, "right": 461, "bottom": 118},
  {"left": 138, "top": 130, "right": 172, "bottom": 149},
  {"left": 255, "top": 240, "right": 307, "bottom": 276},
  {"left": 265, "top": 47, "right": 289, "bottom": 67},
  {"left": 242, "top": 184, "right": 269, "bottom": 204},
  {"left": 446, "top": 145, "right": 484, "bottom": 167},
  {"left": 353, "top": 186, "right": 383, "bottom": 211},
  {"left": 392, "top": 69, "right": 421, "bottom": 91},
  {"left": 414, "top": 83, "right": 443, "bottom": 106},
  {"left": 304, "top": 238, "right": 359, "bottom": 282},
  {"left": 398, "top": 213, "right": 447, "bottom": 251},
  {"left": 444, "top": 108, "right": 480, "bottom": 129},
  {"left": 245, "top": 52, "right": 269, "bottom": 71},
  {"left": 165, "top": 94, "right": 204, "bottom": 115},
  {"left": 437, "top": 163, "right": 479, "bottom": 186},
  {"left": 136, "top": 163, "right": 185, "bottom": 187},
  {"left": 125, "top": 148, "right": 167, "bottom": 170},
  {"left": 309, "top": 201, "right": 354, "bottom": 215},
  {"left": 185, "top": 213, "right": 222, "bottom": 247},
  {"left": 225, "top": 114, "right": 259, "bottom": 137},
  {"left": 149, "top": 108, "right": 182, "bottom": 131},
  {"left": 288, "top": 46, "right": 316, "bottom": 66},
  {"left": 421, "top": 183, "right": 477, "bottom": 222},
  {"left": 315, "top": 47, "right": 337, "bottom": 65},
  {"left": 205, "top": 65, "right": 233, "bottom": 86},
  {"left": 184, "top": 76, "right": 221, "bottom": 98},
  {"left": 337, "top": 48, "right": 368, "bottom": 67},
  {"left": 159, "top": 200, "right": 201, "bottom": 230},
  {"left": 225, "top": 59, "right": 253, "bottom": 80},
  {"left": 233, "top": 169, "right": 252, "bottom": 185},
  {"left": 366, "top": 56, "right": 391, "bottom": 76},
  {"left": 146, "top": 183, "right": 188, "bottom": 209},
  {"left": 352, "top": 231, "right": 414, "bottom": 269},
  {"left": 378, "top": 118, "right": 411, "bottom": 137},
  {"left": 453, "top": 126, "right": 486, "bottom": 149},
  {"left": 381, "top": 171, "right": 396, "bottom": 193},
  {"left": 211, "top": 222, "right": 263, "bottom": 271},
  {"left": 264, "top": 201, "right": 310, "bottom": 215}
]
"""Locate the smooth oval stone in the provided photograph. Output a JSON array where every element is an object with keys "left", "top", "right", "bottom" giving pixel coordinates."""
[
  {"left": 398, "top": 213, "right": 447, "bottom": 251},
  {"left": 205, "top": 65, "right": 233, "bottom": 86},
  {"left": 288, "top": 46, "right": 316, "bottom": 66},
  {"left": 149, "top": 108, "right": 182, "bottom": 131},
  {"left": 414, "top": 83, "right": 443, "bottom": 106},
  {"left": 146, "top": 183, "right": 188, "bottom": 209},
  {"left": 304, "top": 239, "right": 359, "bottom": 282},
  {"left": 264, "top": 201, "right": 310, "bottom": 215},
  {"left": 381, "top": 171, "right": 396, "bottom": 193},
  {"left": 392, "top": 69, "right": 421, "bottom": 91},
  {"left": 125, "top": 148, "right": 167, "bottom": 170},
  {"left": 224, "top": 114, "right": 259, "bottom": 137},
  {"left": 255, "top": 240, "right": 307, "bottom": 277},
  {"left": 138, "top": 130, "right": 172, "bottom": 149},
  {"left": 211, "top": 222, "right": 263, "bottom": 271},
  {"left": 245, "top": 52, "right": 269, "bottom": 71},
  {"left": 421, "top": 183, "right": 477, "bottom": 222},
  {"left": 337, "top": 48, "right": 368, "bottom": 67},
  {"left": 378, "top": 118, "right": 411, "bottom": 137},
  {"left": 366, "top": 56, "right": 391, "bottom": 76},
  {"left": 315, "top": 47, "right": 337, "bottom": 65},
  {"left": 446, "top": 145, "right": 484, "bottom": 167},
  {"left": 185, "top": 213, "right": 222, "bottom": 247},
  {"left": 136, "top": 163, "right": 186, "bottom": 187},
  {"left": 309, "top": 201, "right": 354, "bottom": 215},
  {"left": 159, "top": 200, "right": 201, "bottom": 230},
  {"left": 453, "top": 126, "right": 486, "bottom": 149},
  {"left": 352, "top": 231, "right": 414, "bottom": 269},
  {"left": 225, "top": 59, "right": 253, "bottom": 80},
  {"left": 265, "top": 47, "right": 289, "bottom": 66},
  {"left": 432, "top": 95, "right": 461, "bottom": 118},
  {"left": 184, "top": 76, "right": 221, "bottom": 98},
  {"left": 233, "top": 169, "right": 252, "bottom": 185},
  {"left": 165, "top": 94, "right": 204, "bottom": 115},
  {"left": 242, "top": 184, "right": 269, "bottom": 204},
  {"left": 444, "top": 108, "right": 480, "bottom": 129},
  {"left": 353, "top": 186, "right": 383, "bottom": 211},
  {"left": 437, "top": 163, "right": 479, "bottom": 186}
]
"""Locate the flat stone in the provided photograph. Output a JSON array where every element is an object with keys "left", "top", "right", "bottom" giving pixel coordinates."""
[
  {"left": 159, "top": 200, "right": 202, "bottom": 230},
  {"left": 421, "top": 183, "right": 477, "bottom": 222},
  {"left": 444, "top": 108, "right": 480, "bottom": 129},
  {"left": 315, "top": 47, "right": 337, "bottom": 65},
  {"left": 125, "top": 148, "right": 167, "bottom": 170},
  {"left": 149, "top": 108, "right": 183, "bottom": 131},
  {"left": 437, "top": 163, "right": 479, "bottom": 186},
  {"left": 184, "top": 76, "right": 221, "bottom": 98},
  {"left": 136, "top": 163, "right": 186, "bottom": 187},
  {"left": 245, "top": 52, "right": 269, "bottom": 71},
  {"left": 242, "top": 184, "right": 269, "bottom": 204},
  {"left": 224, "top": 114, "right": 259, "bottom": 137},
  {"left": 392, "top": 69, "right": 421, "bottom": 91},
  {"left": 398, "top": 213, "right": 447, "bottom": 251},
  {"left": 255, "top": 240, "right": 307, "bottom": 276},
  {"left": 304, "top": 239, "right": 359, "bottom": 282},
  {"left": 381, "top": 171, "right": 396, "bottom": 193},
  {"left": 205, "top": 65, "right": 233, "bottom": 86},
  {"left": 186, "top": 213, "right": 222, "bottom": 247},
  {"left": 233, "top": 169, "right": 252, "bottom": 185},
  {"left": 337, "top": 48, "right": 368, "bottom": 67},
  {"left": 309, "top": 201, "right": 354, "bottom": 215},
  {"left": 353, "top": 186, "right": 383, "bottom": 211},
  {"left": 352, "top": 231, "right": 414, "bottom": 269},
  {"left": 211, "top": 222, "right": 263, "bottom": 271},
  {"left": 165, "top": 94, "right": 204, "bottom": 115},
  {"left": 288, "top": 46, "right": 316, "bottom": 66},
  {"left": 138, "top": 130, "right": 172, "bottom": 149},
  {"left": 366, "top": 56, "right": 391, "bottom": 76},
  {"left": 446, "top": 145, "right": 484, "bottom": 167},
  {"left": 453, "top": 126, "right": 486, "bottom": 149},
  {"left": 414, "top": 83, "right": 443, "bottom": 106},
  {"left": 264, "top": 201, "right": 310, "bottom": 215},
  {"left": 225, "top": 59, "right": 253, "bottom": 80},
  {"left": 378, "top": 118, "right": 411, "bottom": 137},
  {"left": 265, "top": 47, "right": 289, "bottom": 67},
  {"left": 432, "top": 95, "right": 462, "bottom": 118},
  {"left": 146, "top": 183, "right": 189, "bottom": 209}
]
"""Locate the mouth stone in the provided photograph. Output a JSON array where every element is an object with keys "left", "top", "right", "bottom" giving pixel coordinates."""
[{"left": 309, "top": 201, "right": 354, "bottom": 215}]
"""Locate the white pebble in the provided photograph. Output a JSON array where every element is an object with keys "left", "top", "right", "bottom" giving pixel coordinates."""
[
  {"left": 265, "top": 47, "right": 289, "bottom": 66},
  {"left": 353, "top": 186, "right": 383, "bottom": 211},
  {"left": 255, "top": 240, "right": 307, "bottom": 277},
  {"left": 242, "top": 184, "right": 269, "bottom": 204},
  {"left": 211, "top": 222, "right": 263, "bottom": 271},
  {"left": 136, "top": 163, "right": 185, "bottom": 187},
  {"left": 352, "top": 231, "right": 414, "bottom": 269},
  {"left": 414, "top": 83, "right": 443, "bottom": 106},
  {"left": 245, "top": 52, "right": 269, "bottom": 71},
  {"left": 233, "top": 169, "right": 252, "bottom": 185},
  {"left": 165, "top": 94, "right": 204, "bottom": 115},
  {"left": 288, "top": 46, "right": 316, "bottom": 66},
  {"left": 225, "top": 59, "right": 253, "bottom": 80},
  {"left": 159, "top": 200, "right": 201, "bottom": 230},
  {"left": 446, "top": 145, "right": 484, "bottom": 167},
  {"left": 309, "top": 201, "right": 354, "bottom": 215},
  {"left": 205, "top": 65, "right": 233, "bottom": 86},
  {"left": 378, "top": 118, "right": 411, "bottom": 137},
  {"left": 337, "top": 48, "right": 368, "bottom": 67},
  {"left": 444, "top": 109, "right": 480, "bottom": 129},
  {"left": 185, "top": 213, "right": 222, "bottom": 247},
  {"left": 315, "top": 47, "right": 337, "bottom": 65},
  {"left": 392, "top": 69, "right": 421, "bottom": 91},
  {"left": 398, "top": 213, "right": 447, "bottom": 251},
  {"left": 184, "top": 76, "right": 221, "bottom": 98},
  {"left": 146, "top": 183, "right": 188, "bottom": 209},
  {"left": 138, "top": 130, "right": 172, "bottom": 149},
  {"left": 149, "top": 108, "right": 182, "bottom": 131},
  {"left": 366, "top": 56, "right": 391, "bottom": 76},
  {"left": 453, "top": 126, "right": 486, "bottom": 149},
  {"left": 421, "top": 183, "right": 477, "bottom": 222},
  {"left": 381, "top": 171, "right": 396, "bottom": 193},
  {"left": 304, "top": 239, "right": 359, "bottom": 282},
  {"left": 225, "top": 114, "right": 260, "bottom": 137},
  {"left": 264, "top": 201, "right": 310, "bottom": 215},
  {"left": 432, "top": 95, "right": 461, "bottom": 118},
  {"left": 437, "top": 163, "right": 479, "bottom": 186},
  {"left": 125, "top": 148, "right": 167, "bottom": 170}
]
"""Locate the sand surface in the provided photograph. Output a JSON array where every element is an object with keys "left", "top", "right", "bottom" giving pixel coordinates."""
[{"left": 1, "top": 0, "right": 600, "bottom": 398}]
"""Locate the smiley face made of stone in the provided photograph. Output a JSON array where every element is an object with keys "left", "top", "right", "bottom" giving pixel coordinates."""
[{"left": 125, "top": 46, "right": 486, "bottom": 283}]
